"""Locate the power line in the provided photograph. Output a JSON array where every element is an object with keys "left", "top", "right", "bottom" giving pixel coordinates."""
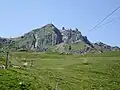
[
  {"left": 89, "top": 5, "right": 120, "bottom": 31},
  {"left": 98, "top": 16, "right": 120, "bottom": 29},
  {"left": 100, "top": 17, "right": 120, "bottom": 31},
  {"left": 102, "top": 17, "right": 120, "bottom": 26}
]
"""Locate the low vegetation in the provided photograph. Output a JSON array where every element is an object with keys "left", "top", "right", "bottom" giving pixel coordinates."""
[{"left": 0, "top": 51, "right": 120, "bottom": 90}]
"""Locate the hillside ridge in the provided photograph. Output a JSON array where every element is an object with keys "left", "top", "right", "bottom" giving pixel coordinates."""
[{"left": 0, "top": 24, "right": 120, "bottom": 54}]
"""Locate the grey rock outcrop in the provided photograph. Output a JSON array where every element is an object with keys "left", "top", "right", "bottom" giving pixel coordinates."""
[
  {"left": 13, "top": 24, "right": 63, "bottom": 51},
  {"left": 0, "top": 24, "right": 119, "bottom": 53},
  {"left": 61, "top": 29, "right": 83, "bottom": 43}
]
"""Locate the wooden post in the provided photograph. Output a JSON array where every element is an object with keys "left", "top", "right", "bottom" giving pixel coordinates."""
[
  {"left": 69, "top": 45, "right": 72, "bottom": 54},
  {"left": 5, "top": 51, "right": 9, "bottom": 69},
  {"left": 55, "top": 77, "right": 61, "bottom": 90},
  {"left": 55, "top": 81, "right": 59, "bottom": 90},
  {"left": 31, "top": 60, "right": 33, "bottom": 67}
]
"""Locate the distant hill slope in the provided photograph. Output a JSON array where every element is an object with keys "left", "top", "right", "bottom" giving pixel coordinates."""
[{"left": 0, "top": 24, "right": 120, "bottom": 54}]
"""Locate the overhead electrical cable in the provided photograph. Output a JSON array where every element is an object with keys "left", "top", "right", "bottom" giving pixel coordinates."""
[
  {"left": 98, "top": 16, "right": 120, "bottom": 29},
  {"left": 89, "top": 5, "right": 120, "bottom": 31}
]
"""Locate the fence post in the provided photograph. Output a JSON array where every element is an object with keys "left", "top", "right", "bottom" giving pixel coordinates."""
[
  {"left": 56, "top": 77, "right": 62, "bottom": 90},
  {"left": 55, "top": 81, "right": 59, "bottom": 90},
  {"left": 5, "top": 51, "right": 9, "bottom": 69}
]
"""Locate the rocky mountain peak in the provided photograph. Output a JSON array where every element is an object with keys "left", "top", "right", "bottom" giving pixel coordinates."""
[
  {"left": 0, "top": 24, "right": 119, "bottom": 53},
  {"left": 41, "top": 23, "right": 55, "bottom": 30},
  {"left": 61, "top": 28, "right": 86, "bottom": 44},
  {"left": 11, "top": 24, "right": 63, "bottom": 51}
]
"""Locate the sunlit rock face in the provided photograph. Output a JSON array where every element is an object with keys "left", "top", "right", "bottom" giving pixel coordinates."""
[
  {"left": 0, "top": 24, "right": 119, "bottom": 53},
  {"left": 11, "top": 24, "right": 63, "bottom": 51},
  {"left": 61, "top": 29, "right": 84, "bottom": 44}
]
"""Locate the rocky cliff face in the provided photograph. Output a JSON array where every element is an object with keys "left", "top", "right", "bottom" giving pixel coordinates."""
[
  {"left": 0, "top": 37, "right": 11, "bottom": 48},
  {"left": 13, "top": 24, "right": 63, "bottom": 51},
  {"left": 93, "top": 42, "right": 120, "bottom": 51},
  {"left": 0, "top": 24, "right": 120, "bottom": 53},
  {"left": 61, "top": 29, "right": 83, "bottom": 43},
  {"left": 61, "top": 28, "right": 93, "bottom": 47}
]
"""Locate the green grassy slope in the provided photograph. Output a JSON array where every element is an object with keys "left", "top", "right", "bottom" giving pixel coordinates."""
[
  {"left": 0, "top": 51, "right": 120, "bottom": 90},
  {"left": 65, "top": 41, "right": 86, "bottom": 51},
  {"left": 82, "top": 51, "right": 120, "bottom": 57}
]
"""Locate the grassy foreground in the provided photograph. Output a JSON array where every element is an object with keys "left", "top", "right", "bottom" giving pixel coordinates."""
[{"left": 0, "top": 51, "right": 120, "bottom": 90}]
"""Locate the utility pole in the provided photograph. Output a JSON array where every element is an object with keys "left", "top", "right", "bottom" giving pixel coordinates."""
[{"left": 5, "top": 51, "right": 9, "bottom": 69}]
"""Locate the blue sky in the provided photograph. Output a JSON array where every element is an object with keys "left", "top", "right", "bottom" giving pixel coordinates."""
[{"left": 0, "top": 0, "right": 120, "bottom": 46}]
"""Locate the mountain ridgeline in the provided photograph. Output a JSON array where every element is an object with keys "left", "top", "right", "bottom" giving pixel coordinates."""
[{"left": 0, "top": 24, "right": 120, "bottom": 54}]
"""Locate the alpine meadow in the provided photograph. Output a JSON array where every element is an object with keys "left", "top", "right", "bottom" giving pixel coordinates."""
[{"left": 0, "top": 0, "right": 120, "bottom": 90}]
